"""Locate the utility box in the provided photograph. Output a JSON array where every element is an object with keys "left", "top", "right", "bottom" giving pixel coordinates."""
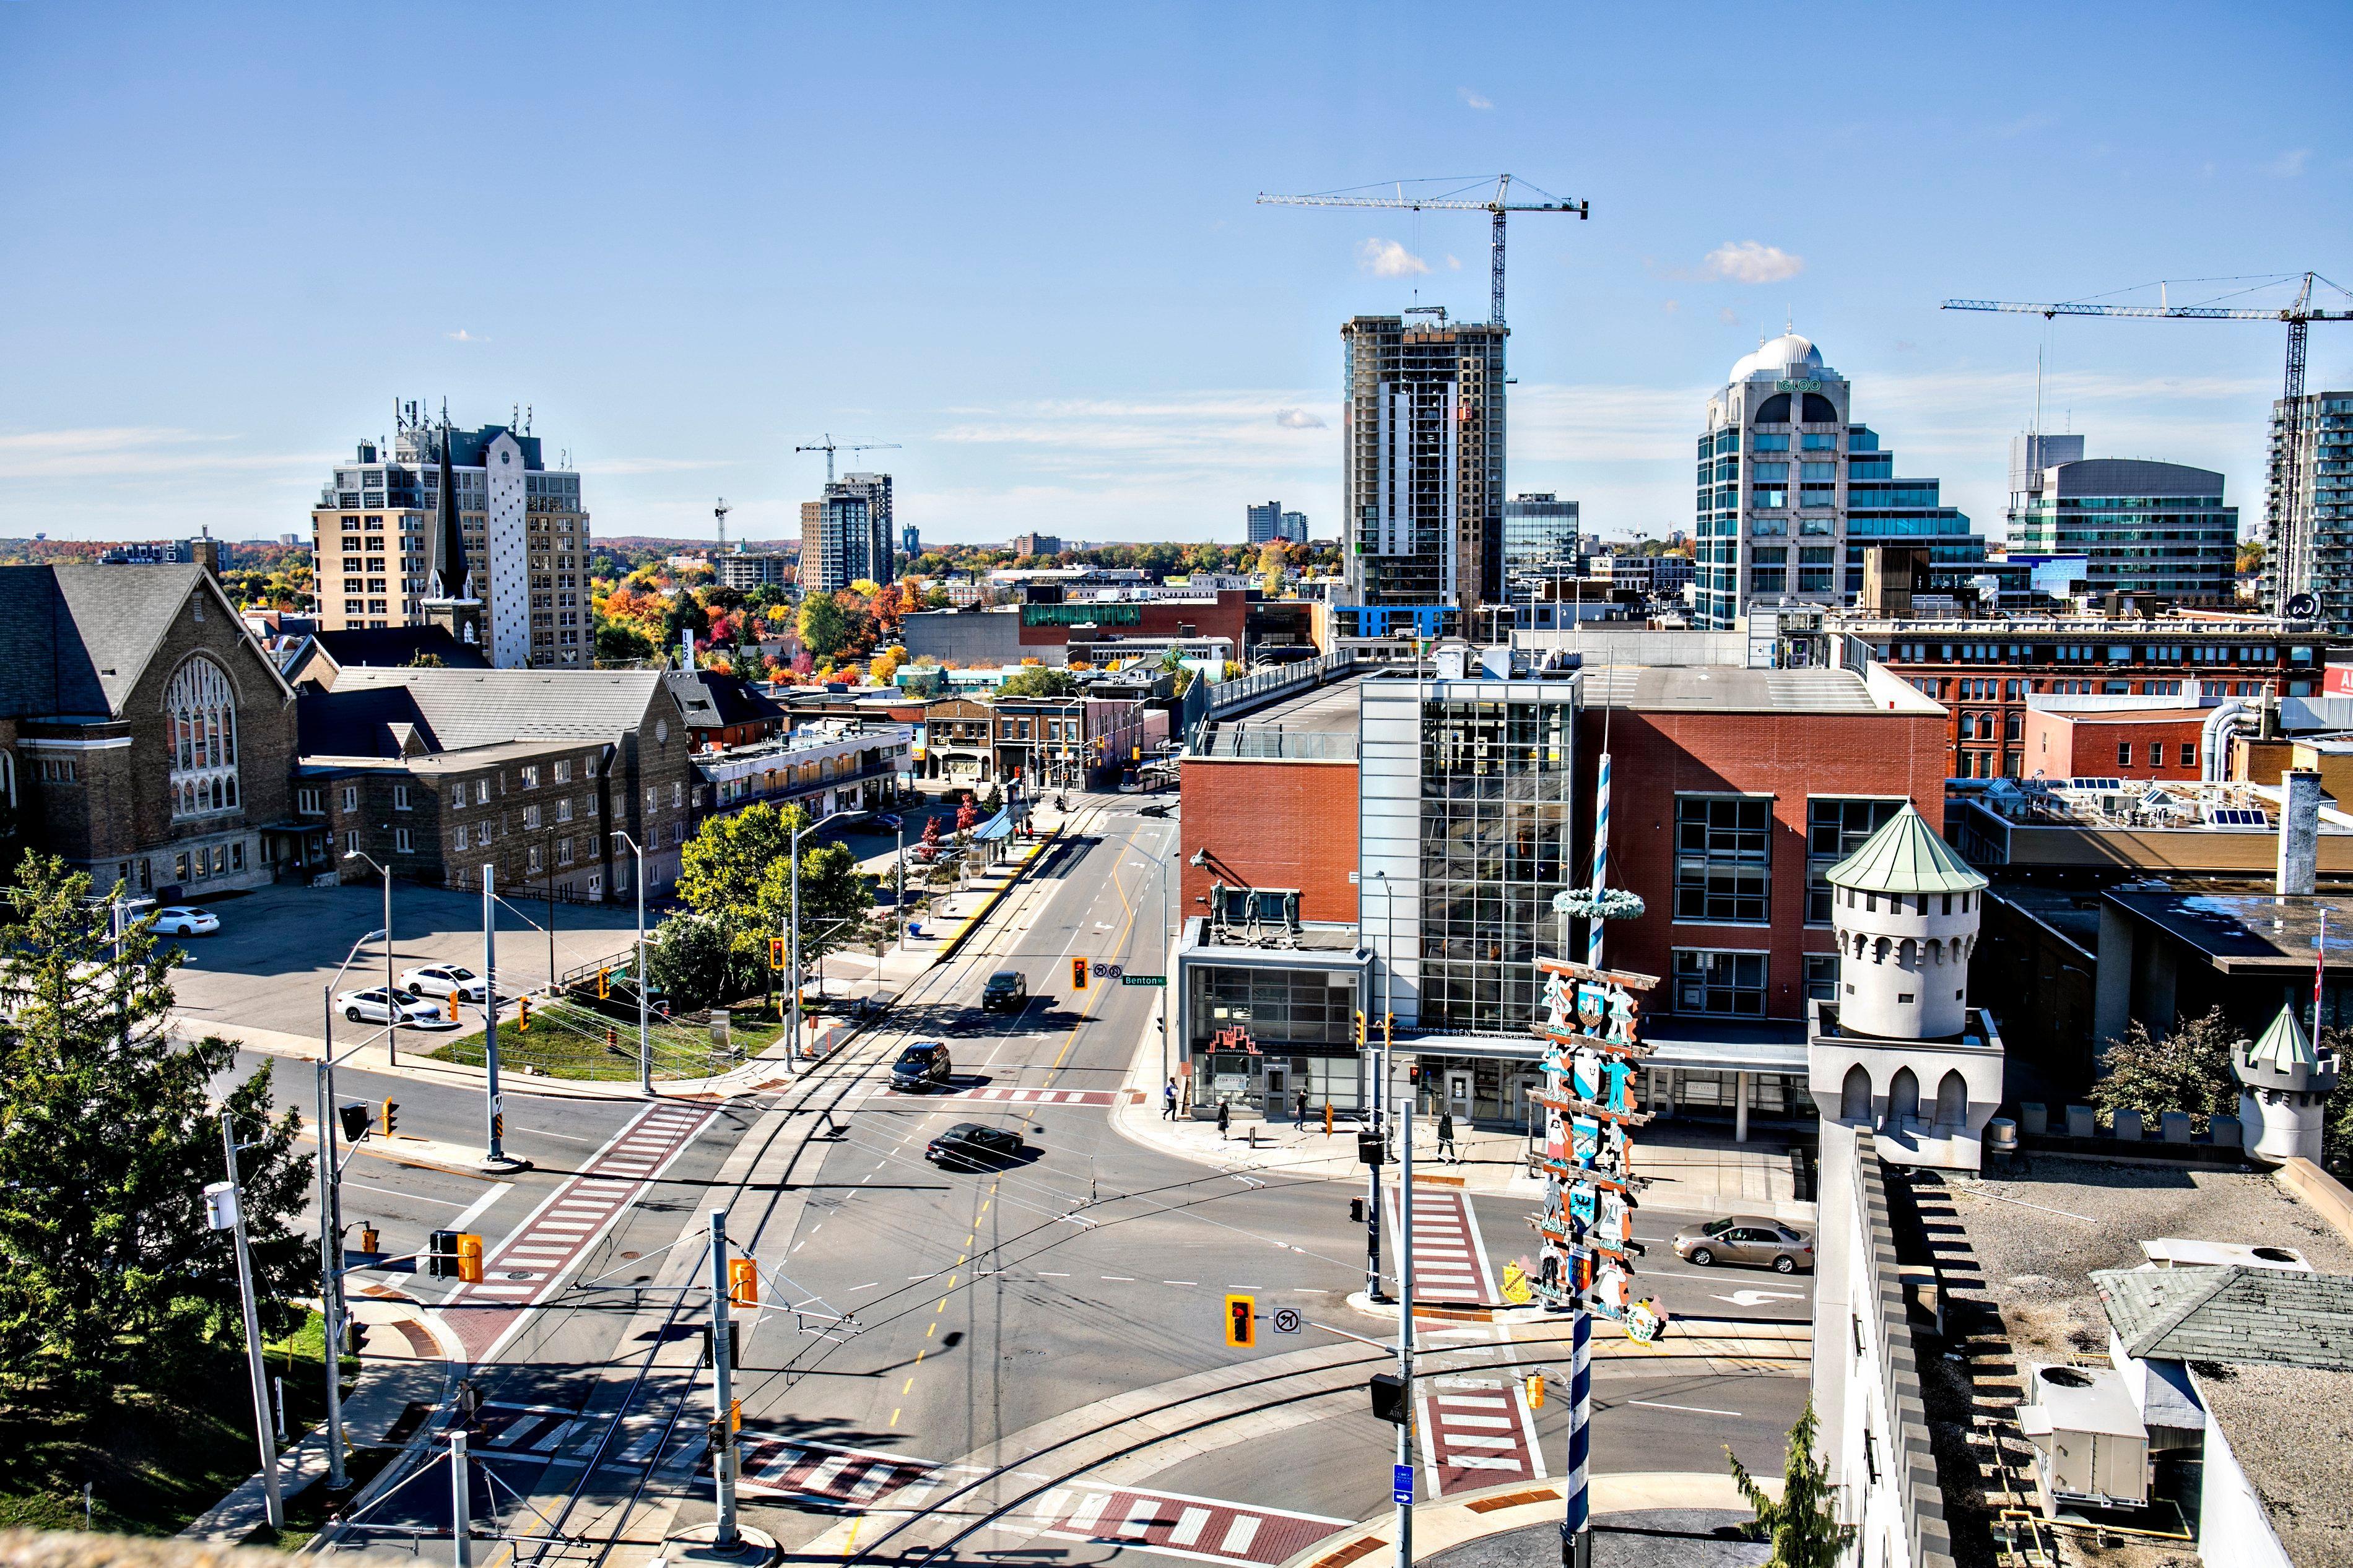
[{"left": 2017, "top": 1363, "right": 2150, "bottom": 1514}]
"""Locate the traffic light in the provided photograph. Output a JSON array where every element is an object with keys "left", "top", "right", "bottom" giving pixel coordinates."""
[
  {"left": 699, "top": 1322, "right": 742, "bottom": 1367},
  {"left": 1071, "top": 956, "right": 1087, "bottom": 991},
  {"left": 1357, "top": 1131, "right": 1385, "bottom": 1167},
  {"left": 1383, "top": 1013, "right": 1394, "bottom": 1049},
  {"left": 597, "top": 968, "right": 611, "bottom": 998},
  {"left": 344, "top": 1321, "right": 368, "bottom": 1356},
  {"left": 1349, "top": 1197, "right": 1365, "bottom": 1223},
  {"left": 427, "top": 1229, "right": 459, "bottom": 1279},
  {"left": 380, "top": 1099, "right": 400, "bottom": 1138},
  {"left": 1524, "top": 1374, "right": 1546, "bottom": 1410},
  {"left": 729, "top": 1257, "right": 759, "bottom": 1307},
  {"left": 517, "top": 996, "right": 531, "bottom": 1032},
  {"left": 445, "top": 990, "right": 459, "bottom": 1023},
  {"left": 1354, "top": 1011, "right": 1367, "bottom": 1048},
  {"left": 337, "top": 1102, "right": 372, "bottom": 1142},
  {"left": 1370, "top": 1372, "right": 1407, "bottom": 1424},
  {"left": 769, "top": 937, "right": 787, "bottom": 970},
  {"left": 730, "top": 1398, "right": 742, "bottom": 1434},
  {"left": 455, "top": 1233, "right": 485, "bottom": 1283},
  {"left": 606, "top": 1026, "right": 619, "bottom": 1050},
  {"left": 358, "top": 1225, "right": 380, "bottom": 1255},
  {"left": 1223, "top": 1293, "right": 1256, "bottom": 1348}
]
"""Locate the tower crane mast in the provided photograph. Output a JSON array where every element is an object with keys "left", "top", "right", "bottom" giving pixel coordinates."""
[
  {"left": 1256, "top": 174, "right": 1589, "bottom": 327},
  {"left": 794, "top": 433, "right": 903, "bottom": 485},
  {"left": 1944, "top": 274, "right": 2353, "bottom": 613}
]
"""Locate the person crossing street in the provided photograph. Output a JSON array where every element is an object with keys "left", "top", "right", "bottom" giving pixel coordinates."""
[{"left": 1437, "top": 1108, "right": 1460, "bottom": 1164}]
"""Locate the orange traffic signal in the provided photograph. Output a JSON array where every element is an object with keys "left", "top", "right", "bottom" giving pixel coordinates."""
[
  {"left": 445, "top": 991, "right": 459, "bottom": 1022},
  {"left": 769, "top": 937, "right": 787, "bottom": 970},
  {"left": 456, "top": 1233, "right": 485, "bottom": 1284},
  {"left": 728, "top": 1257, "right": 759, "bottom": 1307},
  {"left": 1071, "top": 957, "right": 1087, "bottom": 990},
  {"left": 517, "top": 995, "right": 531, "bottom": 1032}
]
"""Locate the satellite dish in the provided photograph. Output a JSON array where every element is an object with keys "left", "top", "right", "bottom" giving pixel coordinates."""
[{"left": 2288, "top": 592, "right": 2318, "bottom": 620}]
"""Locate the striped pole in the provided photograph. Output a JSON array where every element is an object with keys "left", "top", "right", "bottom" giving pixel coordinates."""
[
  {"left": 1586, "top": 753, "right": 1611, "bottom": 968},
  {"left": 1561, "top": 1306, "right": 1592, "bottom": 1566}
]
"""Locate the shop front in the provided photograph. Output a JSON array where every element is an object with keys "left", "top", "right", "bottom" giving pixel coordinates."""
[{"left": 1173, "top": 919, "right": 1368, "bottom": 1118}]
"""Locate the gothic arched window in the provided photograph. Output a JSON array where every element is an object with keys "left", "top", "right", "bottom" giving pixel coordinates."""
[{"left": 165, "top": 657, "right": 240, "bottom": 819}]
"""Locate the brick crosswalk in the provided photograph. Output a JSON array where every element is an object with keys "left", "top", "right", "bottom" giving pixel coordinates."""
[
  {"left": 438, "top": 1101, "right": 713, "bottom": 1360},
  {"left": 1022, "top": 1483, "right": 1351, "bottom": 1566},
  {"left": 881, "top": 1085, "right": 1119, "bottom": 1106},
  {"left": 469, "top": 1398, "right": 697, "bottom": 1473},
  {"left": 1389, "top": 1184, "right": 1497, "bottom": 1306},
  {"left": 733, "top": 1435, "right": 964, "bottom": 1510},
  {"left": 1413, "top": 1375, "right": 1546, "bottom": 1496}
]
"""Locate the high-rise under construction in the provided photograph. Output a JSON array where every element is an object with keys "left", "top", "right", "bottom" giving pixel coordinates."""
[{"left": 1339, "top": 315, "right": 1507, "bottom": 633}]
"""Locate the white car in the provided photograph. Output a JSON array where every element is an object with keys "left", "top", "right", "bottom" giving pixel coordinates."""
[
  {"left": 336, "top": 987, "right": 456, "bottom": 1028},
  {"left": 400, "top": 964, "right": 492, "bottom": 1003},
  {"left": 155, "top": 906, "right": 220, "bottom": 936}
]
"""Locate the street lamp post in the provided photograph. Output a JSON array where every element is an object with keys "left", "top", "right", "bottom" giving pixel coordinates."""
[
  {"left": 315, "top": 924, "right": 388, "bottom": 1492},
  {"left": 788, "top": 810, "right": 859, "bottom": 1076},
  {"left": 208, "top": 1116, "right": 282, "bottom": 1530},
  {"left": 342, "top": 850, "right": 398, "bottom": 1065},
  {"left": 610, "top": 831, "right": 651, "bottom": 1096}
]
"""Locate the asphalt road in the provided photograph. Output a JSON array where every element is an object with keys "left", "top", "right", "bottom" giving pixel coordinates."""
[{"left": 273, "top": 792, "right": 1810, "bottom": 1566}]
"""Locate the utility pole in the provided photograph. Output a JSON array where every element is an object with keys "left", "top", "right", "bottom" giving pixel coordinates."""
[
  {"left": 1393, "top": 1047, "right": 1415, "bottom": 1568},
  {"left": 481, "top": 867, "right": 514, "bottom": 1171},
  {"left": 211, "top": 1119, "right": 283, "bottom": 1529},
  {"left": 708, "top": 1210, "right": 741, "bottom": 1549},
  {"left": 449, "top": 1429, "right": 471, "bottom": 1568}
]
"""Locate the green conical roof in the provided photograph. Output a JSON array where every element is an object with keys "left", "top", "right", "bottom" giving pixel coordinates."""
[
  {"left": 2246, "top": 1003, "right": 2318, "bottom": 1074},
  {"left": 1825, "top": 804, "right": 1990, "bottom": 896}
]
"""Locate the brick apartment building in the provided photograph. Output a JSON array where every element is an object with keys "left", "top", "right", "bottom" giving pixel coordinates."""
[
  {"left": 2016, "top": 704, "right": 2211, "bottom": 782},
  {"left": 1833, "top": 613, "right": 2323, "bottom": 780},
  {"left": 0, "top": 563, "right": 298, "bottom": 896},
  {"left": 297, "top": 667, "right": 700, "bottom": 896}
]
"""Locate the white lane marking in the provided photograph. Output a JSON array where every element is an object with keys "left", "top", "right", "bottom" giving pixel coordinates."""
[
  {"left": 1627, "top": 1398, "right": 1744, "bottom": 1417},
  {"left": 342, "top": 1180, "right": 473, "bottom": 1210}
]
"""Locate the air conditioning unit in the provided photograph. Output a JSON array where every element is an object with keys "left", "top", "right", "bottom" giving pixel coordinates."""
[{"left": 2017, "top": 1363, "right": 2150, "bottom": 1514}]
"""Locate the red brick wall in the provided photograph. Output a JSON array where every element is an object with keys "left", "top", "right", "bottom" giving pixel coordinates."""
[
  {"left": 1179, "top": 758, "right": 1360, "bottom": 924},
  {"left": 2019, "top": 710, "right": 2207, "bottom": 781},
  {"left": 1583, "top": 708, "right": 1950, "bottom": 1021}
]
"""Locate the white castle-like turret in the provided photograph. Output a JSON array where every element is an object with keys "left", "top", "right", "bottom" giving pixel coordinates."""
[
  {"left": 1827, "top": 805, "right": 1988, "bottom": 1040},
  {"left": 2235, "top": 1003, "right": 2341, "bottom": 1166}
]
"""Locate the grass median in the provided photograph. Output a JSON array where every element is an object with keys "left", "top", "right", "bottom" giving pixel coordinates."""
[{"left": 418, "top": 996, "right": 781, "bottom": 1081}]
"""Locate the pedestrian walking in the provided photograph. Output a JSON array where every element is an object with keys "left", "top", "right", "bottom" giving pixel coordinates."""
[
  {"left": 1294, "top": 1087, "right": 1309, "bottom": 1128},
  {"left": 1216, "top": 1099, "right": 1231, "bottom": 1141},
  {"left": 1162, "top": 1078, "right": 1178, "bottom": 1120},
  {"left": 1437, "top": 1109, "right": 1459, "bottom": 1164}
]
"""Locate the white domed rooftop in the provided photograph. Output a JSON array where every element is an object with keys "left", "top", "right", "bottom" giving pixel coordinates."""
[{"left": 1730, "top": 332, "right": 1824, "bottom": 383}]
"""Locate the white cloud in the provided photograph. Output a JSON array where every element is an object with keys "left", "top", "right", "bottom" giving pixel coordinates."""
[
  {"left": 1459, "top": 87, "right": 1494, "bottom": 110},
  {"left": 0, "top": 426, "right": 327, "bottom": 480},
  {"left": 2269, "top": 147, "right": 2312, "bottom": 177},
  {"left": 1702, "top": 241, "right": 1806, "bottom": 285},
  {"left": 1274, "top": 409, "right": 1326, "bottom": 430},
  {"left": 1661, "top": 299, "right": 1680, "bottom": 316},
  {"left": 1357, "top": 238, "right": 1429, "bottom": 278},
  {"left": 1445, "top": 254, "right": 1462, "bottom": 271},
  {"left": 575, "top": 456, "right": 732, "bottom": 476},
  {"left": 1719, "top": 306, "right": 1739, "bottom": 325},
  {"left": 446, "top": 328, "right": 482, "bottom": 342}
]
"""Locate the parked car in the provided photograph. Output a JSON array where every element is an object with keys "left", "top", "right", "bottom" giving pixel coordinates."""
[
  {"left": 874, "top": 813, "right": 904, "bottom": 832},
  {"left": 401, "top": 964, "right": 492, "bottom": 1002},
  {"left": 890, "top": 1041, "right": 954, "bottom": 1093},
  {"left": 925, "top": 1122, "right": 1022, "bottom": 1168},
  {"left": 154, "top": 906, "right": 219, "bottom": 936},
  {"left": 336, "top": 987, "right": 456, "bottom": 1028},
  {"left": 1672, "top": 1216, "right": 1814, "bottom": 1273},
  {"left": 980, "top": 971, "right": 1029, "bottom": 1013}
]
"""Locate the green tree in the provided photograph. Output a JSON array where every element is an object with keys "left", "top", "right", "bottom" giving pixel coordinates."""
[
  {"left": 2093, "top": 1007, "right": 2242, "bottom": 1132},
  {"left": 0, "top": 855, "right": 311, "bottom": 1388},
  {"left": 1256, "top": 541, "right": 1288, "bottom": 596},
  {"left": 673, "top": 803, "right": 877, "bottom": 989},
  {"left": 645, "top": 911, "right": 742, "bottom": 1011},
  {"left": 798, "top": 594, "right": 851, "bottom": 657},
  {"left": 998, "top": 665, "right": 1081, "bottom": 698},
  {"left": 2318, "top": 1025, "right": 2353, "bottom": 1175},
  {"left": 1728, "top": 1398, "right": 1854, "bottom": 1568},
  {"left": 597, "top": 620, "right": 659, "bottom": 664}
]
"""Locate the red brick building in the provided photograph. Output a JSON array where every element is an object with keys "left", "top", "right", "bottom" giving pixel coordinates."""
[{"left": 2016, "top": 705, "right": 2209, "bottom": 782}]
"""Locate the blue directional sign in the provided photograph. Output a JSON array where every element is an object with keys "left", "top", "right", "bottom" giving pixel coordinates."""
[{"left": 1391, "top": 1464, "right": 1414, "bottom": 1505}]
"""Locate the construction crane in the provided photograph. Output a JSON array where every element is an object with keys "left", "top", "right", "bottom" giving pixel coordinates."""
[
  {"left": 1256, "top": 174, "right": 1589, "bottom": 327},
  {"left": 793, "top": 434, "right": 902, "bottom": 485},
  {"left": 1943, "top": 273, "right": 2353, "bottom": 610},
  {"left": 713, "top": 497, "right": 731, "bottom": 556}
]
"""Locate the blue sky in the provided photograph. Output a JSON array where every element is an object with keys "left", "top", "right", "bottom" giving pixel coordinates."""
[{"left": 2, "top": 1, "right": 2349, "bottom": 548}]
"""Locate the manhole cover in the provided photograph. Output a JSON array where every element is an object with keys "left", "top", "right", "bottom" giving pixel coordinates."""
[
  {"left": 620, "top": 1251, "right": 642, "bottom": 1260},
  {"left": 633, "top": 1275, "right": 652, "bottom": 1284},
  {"left": 505, "top": 1271, "right": 537, "bottom": 1281}
]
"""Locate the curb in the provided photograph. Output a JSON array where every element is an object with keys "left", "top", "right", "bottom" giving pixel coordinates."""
[
  {"left": 931, "top": 829, "right": 1062, "bottom": 965},
  {"left": 1276, "top": 1471, "right": 1777, "bottom": 1568}
]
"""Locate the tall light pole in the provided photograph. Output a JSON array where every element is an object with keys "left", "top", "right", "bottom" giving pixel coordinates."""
[
  {"left": 316, "top": 924, "right": 387, "bottom": 1492},
  {"left": 479, "top": 865, "right": 523, "bottom": 1173},
  {"left": 207, "top": 1117, "right": 282, "bottom": 1528},
  {"left": 788, "top": 809, "right": 859, "bottom": 1075},
  {"left": 342, "top": 849, "right": 397, "bottom": 1065},
  {"left": 1393, "top": 1046, "right": 1415, "bottom": 1568},
  {"left": 610, "top": 831, "right": 652, "bottom": 1096},
  {"left": 708, "top": 1210, "right": 741, "bottom": 1549}
]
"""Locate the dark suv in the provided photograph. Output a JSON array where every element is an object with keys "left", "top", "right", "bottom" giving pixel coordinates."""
[
  {"left": 926, "top": 1122, "right": 1023, "bottom": 1168},
  {"left": 891, "top": 1041, "right": 954, "bottom": 1093},
  {"left": 980, "top": 971, "right": 1029, "bottom": 1013}
]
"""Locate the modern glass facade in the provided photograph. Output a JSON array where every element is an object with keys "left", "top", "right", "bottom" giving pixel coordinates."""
[
  {"left": 2009, "top": 457, "right": 2237, "bottom": 602},
  {"left": 1414, "top": 690, "right": 1576, "bottom": 1034},
  {"left": 1503, "top": 492, "right": 1581, "bottom": 571},
  {"left": 2269, "top": 391, "right": 2353, "bottom": 632}
]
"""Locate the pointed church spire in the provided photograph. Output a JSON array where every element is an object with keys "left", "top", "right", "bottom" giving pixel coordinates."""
[{"left": 432, "top": 416, "right": 472, "bottom": 600}]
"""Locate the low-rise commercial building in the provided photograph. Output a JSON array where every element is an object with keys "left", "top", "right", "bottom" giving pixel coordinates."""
[{"left": 695, "top": 720, "right": 911, "bottom": 821}]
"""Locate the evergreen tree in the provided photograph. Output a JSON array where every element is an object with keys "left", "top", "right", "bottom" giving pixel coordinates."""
[
  {"left": 1728, "top": 1398, "right": 1854, "bottom": 1568},
  {"left": 0, "top": 855, "right": 311, "bottom": 1389},
  {"left": 2092, "top": 1006, "right": 2242, "bottom": 1132}
]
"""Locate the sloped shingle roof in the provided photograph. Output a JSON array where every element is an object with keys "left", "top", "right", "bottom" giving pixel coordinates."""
[
  {"left": 1825, "top": 803, "right": 1989, "bottom": 896},
  {"left": 664, "top": 669, "right": 786, "bottom": 730},
  {"left": 0, "top": 564, "right": 284, "bottom": 719},
  {"left": 324, "top": 667, "right": 668, "bottom": 751},
  {"left": 2093, "top": 1265, "right": 2353, "bottom": 1371}
]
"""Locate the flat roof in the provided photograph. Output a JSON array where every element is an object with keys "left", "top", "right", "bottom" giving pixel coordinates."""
[
  {"left": 1581, "top": 664, "right": 1883, "bottom": 714},
  {"left": 2036, "top": 706, "right": 2209, "bottom": 724},
  {"left": 2105, "top": 886, "right": 2353, "bottom": 972},
  {"left": 1219, "top": 673, "right": 1365, "bottom": 734}
]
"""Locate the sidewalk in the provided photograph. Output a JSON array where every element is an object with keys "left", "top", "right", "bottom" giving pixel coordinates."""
[
  {"left": 1275, "top": 1473, "right": 1778, "bottom": 1568},
  {"left": 1109, "top": 1013, "right": 1816, "bottom": 1224}
]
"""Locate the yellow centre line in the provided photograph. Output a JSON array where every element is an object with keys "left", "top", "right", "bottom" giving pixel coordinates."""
[
  {"left": 1048, "top": 851, "right": 1144, "bottom": 1079},
  {"left": 890, "top": 1407, "right": 902, "bottom": 1427},
  {"left": 903, "top": 1377, "right": 914, "bottom": 1393}
]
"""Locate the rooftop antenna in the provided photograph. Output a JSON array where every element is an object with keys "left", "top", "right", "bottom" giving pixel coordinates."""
[{"left": 524, "top": 404, "right": 533, "bottom": 435}]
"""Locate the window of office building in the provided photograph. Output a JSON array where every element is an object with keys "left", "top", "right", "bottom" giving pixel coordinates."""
[
  {"left": 1672, "top": 949, "right": 1768, "bottom": 1016},
  {"left": 1674, "top": 795, "right": 1771, "bottom": 924},
  {"left": 1188, "top": 964, "right": 1358, "bottom": 1050},
  {"left": 1807, "top": 798, "right": 1902, "bottom": 924},
  {"left": 1806, "top": 953, "right": 1839, "bottom": 1002},
  {"left": 1417, "top": 693, "right": 1575, "bottom": 1034}
]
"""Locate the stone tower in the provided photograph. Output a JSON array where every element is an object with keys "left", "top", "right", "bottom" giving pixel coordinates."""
[
  {"left": 2235, "top": 1003, "right": 2339, "bottom": 1166},
  {"left": 1827, "top": 804, "right": 1987, "bottom": 1041}
]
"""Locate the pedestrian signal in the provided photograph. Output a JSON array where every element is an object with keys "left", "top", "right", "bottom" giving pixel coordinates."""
[
  {"left": 427, "top": 1229, "right": 459, "bottom": 1279},
  {"left": 337, "top": 1102, "right": 372, "bottom": 1142},
  {"left": 1223, "top": 1293, "right": 1256, "bottom": 1348},
  {"left": 1370, "top": 1372, "right": 1407, "bottom": 1424},
  {"left": 729, "top": 1257, "right": 759, "bottom": 1306}
]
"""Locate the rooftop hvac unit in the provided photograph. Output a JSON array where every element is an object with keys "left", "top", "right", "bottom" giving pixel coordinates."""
[{"left": 2017, "top": 1364, "right": 2151, "bottom": 1514}]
